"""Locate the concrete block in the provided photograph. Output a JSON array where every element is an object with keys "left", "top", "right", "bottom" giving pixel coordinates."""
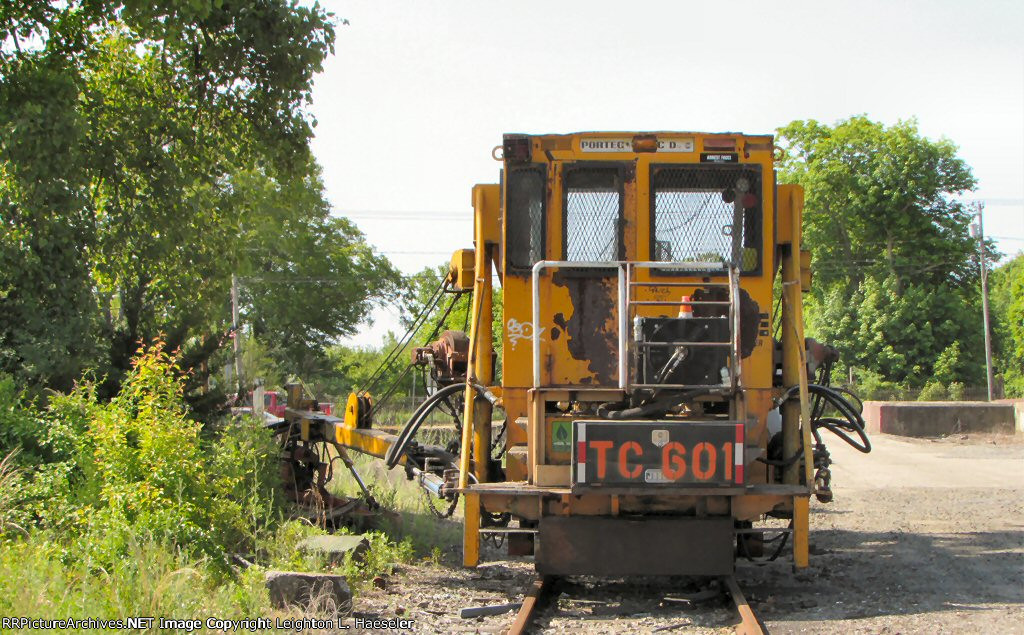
[
  {"left": 862, "top": 401, "right": 1015, "bottom": 437},
  {"left": 994, "top": 399, "right": 1024, "bottom": 434},
  {"left": 265, "top": 570, "right": 352, "bottom": 614},
  {"left": 297, "top": 534, "right": 369, "bottom": 565}
]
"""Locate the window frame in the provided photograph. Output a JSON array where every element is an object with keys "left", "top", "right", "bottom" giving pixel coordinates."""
[
  {"left": 560, "top": 163, "right": 627, "bottom": 263},
  {"left": 504, "top": 164, "right": 548, "bottom": 272},
  {"left": 647, "top": 163, "right": 763, "bottom": 276}
]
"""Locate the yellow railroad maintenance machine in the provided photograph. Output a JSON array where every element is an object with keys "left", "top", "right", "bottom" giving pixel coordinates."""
[{"left": 278, "top": 131, "right": 871, "bottom": 576}]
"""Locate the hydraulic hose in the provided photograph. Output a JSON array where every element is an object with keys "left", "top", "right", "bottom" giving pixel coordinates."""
[
  {"left": 779, "top": 383, "right": 871, "bottom": 453},
  {"left": 597, "top": 389, "right": 708, "bottom": 420},
  {"left": 384, "top": 381, "right": 498, "bottom": 469}
]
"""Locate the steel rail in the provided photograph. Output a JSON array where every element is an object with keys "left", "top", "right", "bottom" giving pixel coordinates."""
[
  {"left": 501, "top": 573, "right": 765, "bottom": 634},
  {"left": 506, "top": 575, "right": 558, "bottom": 635},
  {"left": 723, "top": 575, "right": 767, "bottom": 635}
]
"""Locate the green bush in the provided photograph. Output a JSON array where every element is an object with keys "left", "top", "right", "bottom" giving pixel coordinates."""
[
  {"left": 854, "top": 369, "right": 907, "bottom": 401},
  {"left": 917, "top": 381, "right": 947, "bottom": 401},
  {"left": 947, "top": 381, "right": 966, "bottom": 401},
  {"left": 0, "top": 343, "right": 283, "bottom": 572},
  {"left": 205, "top": 414, "right": 284, "bottom": 556},
  {"left": 0, "top": 376, "right": 45, "bottom": 462},
  {"left": 340, "top": 530, "right": 414, "bottom": 589}
]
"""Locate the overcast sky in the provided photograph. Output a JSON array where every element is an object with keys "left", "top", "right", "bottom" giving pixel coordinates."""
[{"left": 306, "top": 0, "right": 1024, "bottom": 346}]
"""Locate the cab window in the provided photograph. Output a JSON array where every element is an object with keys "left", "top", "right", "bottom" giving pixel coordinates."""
[
  {"left": 650, "top": 165, "right": 762, "bottom": 272},
  {"left": 563, "top": 167, "right": 624, "bottom": 262},
  {"left": 506, "top": 167, "right": 546, "bottom": 270}
]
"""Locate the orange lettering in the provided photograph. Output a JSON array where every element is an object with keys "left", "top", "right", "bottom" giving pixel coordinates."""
[
  {"left": 590, "top": 440, "right": 614, "bottom": 479},
  {"left": 618, "top": 441, "right": 643, "bottom": 479},
  {"left": 661, "top": 442, "right": 687, "bottom": 480},
  {"left": 722, "top": 441, "right": 733, "bottom": 481},
  {"left": 693, "top": 442, "right": 717, "bottom": 481}
]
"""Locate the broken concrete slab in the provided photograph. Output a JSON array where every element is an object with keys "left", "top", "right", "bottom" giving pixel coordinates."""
[
  {"left": 265, "top": 570, "right": 352, "bottom": 615},
  {"left": 297, "top": 534, "right": 369, "bottom": 565}
]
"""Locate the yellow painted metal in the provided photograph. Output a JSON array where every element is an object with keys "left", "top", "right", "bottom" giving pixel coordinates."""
[
  {"left": 471, "top": 186, "right": 495, "bottom": 484},
  {"left": 800, "top": 249, "right": 813, "bottom": 292},
  {"left": 793, "top": 495, "right": 810, "bottom": 569},
  {"left": 463, "top": 492, "right": 481, "bottom": 567},
  {"left": 343, "top": 392, "right": 360, "bottom": 429},
  {"left": 780, "top": 186, "right": 811, "bottom": 487},
  {"left": 472, "top": 278, "right": 493, "bottom": 482},
  {"left": 776, "top": 184, "right": 798, "bottom": 245},
  {"left": 474, "top": 184, "right": 501, "bottom": 245},
  {"left": 783, "top": 188, "right": 815, "bottom": 489},
  {"left": 449, "top": 249, "right": 475, "bottom": 291},
  {"left": 459, "top": 184, "right": 498, "bottom": 567},
  {"left": 331, "top": 425, "right": 401, "bottom": 462},
  {"left": 502, "top": 134, "right": 777, "bottom": 392},
  {"left": 500, "top": 132, "right": 781, "bottom": 494},
  {"left": 459, "top": 185, "right": 498, "bottom": 487}
]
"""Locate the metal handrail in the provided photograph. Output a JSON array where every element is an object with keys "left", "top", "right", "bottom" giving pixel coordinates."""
[
  {"left": 629, "top": 300, "right": 732, "bottom": 306},
  {"left": 638, "top": 341, "right": 732, "bottom": 348}
]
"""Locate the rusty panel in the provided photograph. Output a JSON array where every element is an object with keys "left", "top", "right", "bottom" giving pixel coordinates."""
[
  {"left": 536, "top": 516, "right": 734, "bottom": 576},
  {"left": 545, "top": 271, "right": 619, "bottom": 386}
]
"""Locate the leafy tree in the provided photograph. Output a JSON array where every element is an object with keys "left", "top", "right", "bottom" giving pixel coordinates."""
[
  {"left": 778, "top": 116, "right": 978, "bottom": 291},
  {"left": 990, "top": 253, "right": 1024, "bottom": 396},
  {"left": 0, "top": 56, "right": 99, "bottom": 391},
  {"left": 810, "top": 274, "right": 982, "bottom": 385},
  {"left": 320, "top": 337, "right": 410, "bottom": 401},
  {"left": 1, "top": 1, "right": 395, "bottom": 408},
  {"left": 236, "top": 165, "right": 397, "bottom": 381},
  {"left": 777, "top": 116, "right": 987, "bottom": 386},
  {"left": 400, "top": 266, "right": 472, "bottom": 338}
]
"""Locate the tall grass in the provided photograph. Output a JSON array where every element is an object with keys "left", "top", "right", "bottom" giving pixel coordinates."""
[{"left": 328, "top": 452, "right": 462, "bottom": 558}]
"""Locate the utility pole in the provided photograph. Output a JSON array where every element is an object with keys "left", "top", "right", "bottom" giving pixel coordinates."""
[
  {"left": 970, "top": 202, "right": 995, "bottom": 401},
  {"left": 231, "top": 274, "right": 244, "bottom": 398}
]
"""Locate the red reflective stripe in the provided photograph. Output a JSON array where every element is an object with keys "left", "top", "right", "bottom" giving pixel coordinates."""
[
  {"left": 735, "top": 423, "right": 743, "bottom": 444},
  {"left": 577, "top": 441, "right": 586, "bottom": 462},
  {"left": 736, "top": 462, "right": 744, "bottom": 484}
]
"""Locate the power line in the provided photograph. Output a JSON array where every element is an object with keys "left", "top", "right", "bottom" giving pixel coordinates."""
[{"left": 336, "top": 209, "right": 470, "bottom": 222}]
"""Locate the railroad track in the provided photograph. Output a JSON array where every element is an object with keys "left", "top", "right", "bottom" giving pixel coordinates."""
[{"left": 504, "top": 574, "right": 766, "bottom": 635}]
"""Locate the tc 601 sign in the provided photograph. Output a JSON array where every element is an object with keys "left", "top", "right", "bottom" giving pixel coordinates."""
[{"left": 572, "top": 420, "right": 744, "bottom": 486}]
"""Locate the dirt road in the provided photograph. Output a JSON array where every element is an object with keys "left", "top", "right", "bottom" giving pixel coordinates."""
[{"left": 354, "top": 433, "right": 1024, "bottom": 633}]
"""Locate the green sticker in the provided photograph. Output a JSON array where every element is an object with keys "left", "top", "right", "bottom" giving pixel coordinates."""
[{"left": 551, "top": 419, "right": 572, "bottom": 452}]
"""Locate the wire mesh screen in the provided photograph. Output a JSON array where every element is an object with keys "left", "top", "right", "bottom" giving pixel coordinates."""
[
  {"left": 651, "top": 166, "right": 762, "bottom": 271},
  {"left": 564, "top": 168, "right": 622, "bottom": 261},
  {"left": 506, "top": 168, "right": 545, "bottom": 268}
]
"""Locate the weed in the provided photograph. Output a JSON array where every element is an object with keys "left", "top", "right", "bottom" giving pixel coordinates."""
[{"left": 340, "top": 531, "right": 414, "bottom": 590}]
